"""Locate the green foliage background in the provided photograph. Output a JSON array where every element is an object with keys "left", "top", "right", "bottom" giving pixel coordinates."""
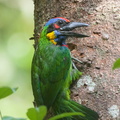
[{"left": 0, "top": 0, "right": 34, "bottom": 118}]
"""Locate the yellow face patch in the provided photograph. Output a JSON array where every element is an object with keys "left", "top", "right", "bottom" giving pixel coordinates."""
[
  {"left": 46, "top": 31, "right": 56, "bottom": 40},
  {"left": 50, "top": 40, "right": 57, "bottom": 45},
  {"left": 46, "top": 31, "right": 57, "bottom": 45}
]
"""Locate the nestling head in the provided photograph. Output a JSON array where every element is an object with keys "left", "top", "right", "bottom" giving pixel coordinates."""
[{"left": 44, "top": 17, "right": 89, "bottom": 47}]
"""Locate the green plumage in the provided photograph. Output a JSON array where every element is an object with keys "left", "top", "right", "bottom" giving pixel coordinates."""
[
  {"left": 31, "top": 20, "right": 99, "bottom": 120},
  {"left": 32, "top": 26, "right": 71, "bottom": 108}
]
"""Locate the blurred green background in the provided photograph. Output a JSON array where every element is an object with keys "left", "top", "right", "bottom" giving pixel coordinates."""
[{"left": 0, "top": 0, "right": 34, "bottom": 118}]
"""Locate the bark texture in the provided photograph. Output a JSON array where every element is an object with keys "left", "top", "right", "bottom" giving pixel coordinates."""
[{"left": 33, "top": 0, "right": 120, "bottom": 119}]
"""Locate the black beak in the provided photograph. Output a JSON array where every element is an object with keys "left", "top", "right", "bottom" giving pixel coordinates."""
[{"left": 59, "top": 22, "right": 89, "bottom": 38}]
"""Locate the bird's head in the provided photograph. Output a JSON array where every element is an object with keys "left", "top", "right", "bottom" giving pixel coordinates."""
[{"left": 43, "top": 17, "right": 89, "bottom": 47}]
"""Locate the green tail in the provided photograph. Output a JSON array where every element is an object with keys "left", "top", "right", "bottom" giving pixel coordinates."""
[{"left": 53, "top": 98, "right": 99, "bottom": 120}]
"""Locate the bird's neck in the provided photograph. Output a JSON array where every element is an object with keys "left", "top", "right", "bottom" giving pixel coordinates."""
[
  {"left": 38, "top": 26, "right": 68, "bottom": 48},
  {"left": 38, "top": 27, "right": 52, "bottom": 46}
]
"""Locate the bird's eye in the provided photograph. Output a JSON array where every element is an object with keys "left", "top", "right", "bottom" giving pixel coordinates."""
[{"left": 58, "top": 20, "right": 63, "bottom": 24}]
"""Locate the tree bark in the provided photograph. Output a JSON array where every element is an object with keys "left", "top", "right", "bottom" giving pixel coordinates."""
[{"left": 33, "top": 0, "right": 120, "bottom": 120}]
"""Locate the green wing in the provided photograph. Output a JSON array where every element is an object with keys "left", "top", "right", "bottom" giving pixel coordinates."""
[{"left": 31, "top": 44, "right": 71, "bottom": 108}]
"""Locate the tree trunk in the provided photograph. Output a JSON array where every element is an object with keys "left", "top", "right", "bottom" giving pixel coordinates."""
[{"left": 33, "top": 0, "right": 120, "bottom": 120}]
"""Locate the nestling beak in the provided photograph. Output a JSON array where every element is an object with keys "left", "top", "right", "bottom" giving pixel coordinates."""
[{"left": 59, "top": 22, "right": 89, "bottom": 38}]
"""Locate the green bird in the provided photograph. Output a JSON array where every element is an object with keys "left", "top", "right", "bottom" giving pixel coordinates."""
[{"left": 31, "top": 17, "right": 99, "bottom": 120}]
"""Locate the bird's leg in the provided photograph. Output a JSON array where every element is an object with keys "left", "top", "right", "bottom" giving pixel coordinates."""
[
  {"left": 72, "top": 62, "right": 78, "bottom": 70},
  {"left": 72, "top": 56, "right": 83, "bottom": 64},
  {"left": 72, "top": 56, "right": 83, "bottom": 69},
  {"left": 71, "top": 61, "right": 82, "bottom": 82}
]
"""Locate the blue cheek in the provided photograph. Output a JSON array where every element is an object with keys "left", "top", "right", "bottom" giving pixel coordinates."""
[
  {"left": 54, "top": 30, "right": 67, "bottom": 45},
  {"left": 54, "top": 36, "right": 67, "bottom": 45},
  {"left": 54, "top": 30, "right": 61, "bottom": 36}
]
